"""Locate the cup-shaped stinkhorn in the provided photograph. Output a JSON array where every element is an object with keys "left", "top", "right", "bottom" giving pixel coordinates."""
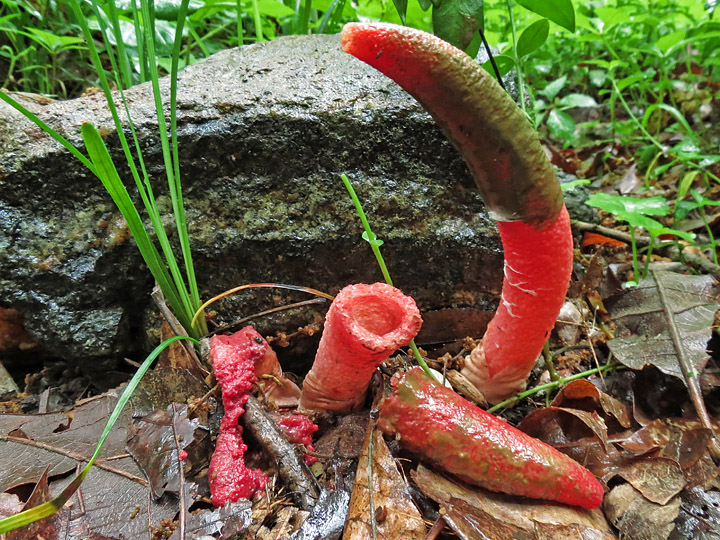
[
  {"left": 341, "top": 23, "right": 573, "bottom": 403},
  {"left": 378, "top": 368, "right": 605, "bottom": 509},
  {"left": 299, "top": 282, "right": 422, "bottom": 412}
]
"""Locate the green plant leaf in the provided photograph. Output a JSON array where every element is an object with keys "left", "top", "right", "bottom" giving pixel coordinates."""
[
  {"left": 23, "top": 27, "right": 86, "bottom": 52},
  {"left": 655, "top": 29, "right": 686, "bottom": 52},
  {"left": 432, "top": 0, "right": 484, "bottom": 49},
  {"left": 691, "top": 189, "right": 720, "bottom": 207},
  {"left": 586, "top": 193, "right": 670, "bottom": 225},
  {"left": 254, "top": 0, "right": 295, "bottom": 19},
  {"left": 547, "top": 108, "right": 575, "bottom": 141},
  {"left": 557, "top": 93, "right": 597, "bottom": 108},
  {"left": 595, "top": 5, "right": 635, "bottom": 31},
  {"left": 515, "top": 0, "right": 575, "bottom": 32},
  {"left": 418, "top": 0, "right": 433, "bottom": 9},
  {"left": 677, "top": 170, "right": 700, "bottom": 200},
  {"left": 481, "top": 54, "right": 515, "bottom": 77},
  {"left": 539, "top": 74, "right": 567, "bottom": 100},
  {"left": 516, "top": 18, "right": 549, "bottom": 58},
  {"left": 392, "top": 0, "right": 408, "bottom": 23},
  {"left": 642, "top": 103, "right": 694, "bottom": 139}
]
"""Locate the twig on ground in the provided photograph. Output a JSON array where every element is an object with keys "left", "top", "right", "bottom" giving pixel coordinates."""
[
  {"left": 652, "top": 269, "right": 720, "bottom": 458},
  {"left": 243, "top": 396, "right": 321, "bottom": 510},
  {"left": 571, "top": 219, "right": 720, "bottom": 280}
]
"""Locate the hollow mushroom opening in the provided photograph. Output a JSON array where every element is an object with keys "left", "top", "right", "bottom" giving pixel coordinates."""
[{"left": 349, "top": 295, "right": 403, "bottom": 337}]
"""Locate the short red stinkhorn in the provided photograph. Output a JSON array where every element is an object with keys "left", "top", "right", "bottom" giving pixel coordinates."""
[
  {"left": 378, "top": 368, "right": 604, "bottom": 508},
  {"left": 341, "top": 23, "right": 573, "bottom": 403},
  {"left": 299, "top": 282, "right": 422, "bottom": 412}
]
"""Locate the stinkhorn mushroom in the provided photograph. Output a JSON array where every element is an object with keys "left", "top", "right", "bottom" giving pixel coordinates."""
[
  {"left": 341, "top": 23, "right": 573, "bottom": 403},
  {"left": 208, "top": 327, "right": 315, "bottom": 506},
  {"left": 299, "top": 282, "right": 422, "bottom": 412},
  {"left": 378, "top": 368, "right": 604, "bottom": 509}
]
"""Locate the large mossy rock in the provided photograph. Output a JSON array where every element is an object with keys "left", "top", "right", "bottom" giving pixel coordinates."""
[{"left": 0, "top": 34, "right": 503, "bottom": 367}]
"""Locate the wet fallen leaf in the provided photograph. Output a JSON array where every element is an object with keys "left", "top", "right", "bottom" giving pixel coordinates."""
[
  {"left": 127, "top": 404, "right": 205, "bottom": 498},
  {"left": 603, "top": 483, "right": 680, "bottom": 540},
  {"left": 605, "top": 270, "right": 720, "bottom": 383},
  {"left": 673, "top": 486, "right": 720, "bottom": 539},
  {"left": 0, "top": 394, "right": 178, "bottom": 540},
  {"left": 617, "top": 458, "right": 686, "bottom": 505},
  {"left": 621, "top": 418, "right": 712, "bottom": 469},
  {"left": 5, "top": 468, "right": 67, "bottom": 540},
  {"left": 173, "top": 496, "right": 252, "bottom": 540},
  {"left": 342, "top": 422, "right": 425, "bottom": 540},
  {"left": 550, "top": 379, "right": 632, "bottom": 430},
  {"left": 412, "top": 465, "right": 614, "bottom": 539},
  {"left": 518, "top": 405, "right": 610, "bottom": 453}
]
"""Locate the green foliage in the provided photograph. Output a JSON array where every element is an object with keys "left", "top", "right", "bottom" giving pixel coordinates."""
[{"left": 586, "top": 193, "right": 696, "bottom": 285}]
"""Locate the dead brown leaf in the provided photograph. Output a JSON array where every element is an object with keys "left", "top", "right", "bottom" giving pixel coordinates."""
[
  {"left": 550, "top": 379, "right": 632, "bottom": 430},
  {"left": 342, "top": 422, "right": 425, "bottom": 540},
  {"left": 603, "top": 483, "right": 680, "bottom": 540},
  {"left": 412, "top": 465, "right": 614, "bottom": 539}
]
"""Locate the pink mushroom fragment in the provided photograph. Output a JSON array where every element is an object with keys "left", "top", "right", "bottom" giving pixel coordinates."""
[
  {"left": 208, "top": 326, "right": 317, "bottom": 506},
  {"left": 299, "top": 282, "right": 423, "bottom": 412}
]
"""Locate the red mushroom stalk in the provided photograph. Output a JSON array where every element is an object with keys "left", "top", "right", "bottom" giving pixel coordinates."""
[
  {"left": 299, "top": 282, "right": 422, "bottom": 412},
  {"left": 341, "top": 23, "right": 573, "bottom": 403},
  {"left": 378, "top": 368, "right": 604, "bottom": 509}
]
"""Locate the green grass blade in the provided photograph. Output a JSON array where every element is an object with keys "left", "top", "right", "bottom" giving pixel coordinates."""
[
  {"left": 82, "top": 122, "right": 193, "bottom": 330},
  {"left": 170, "top": 0, "right": 206, "bottom": 334},
  {"left": 0, "top": 91, "right": 95, "bottom": 174},
  {"left": 139, "top": 0, "right": 197, "bottom": 323},
  {"left": 251, "top": 0, "right": 264, "bottom": 42},
  {"left": 105, "top": 0, "right": 136, "bottom": 88},
  {"left": 72, "top": 0, "right": 196, "bottom": 330},
  {"left": 0, "top": 335, "right": 199, "bottom": 534},
  {"left": 130, "top": 0, "right": 148, "bottom": 82},
  {"left": 340, "top": 174, "right": 435, "bottom": 380}
]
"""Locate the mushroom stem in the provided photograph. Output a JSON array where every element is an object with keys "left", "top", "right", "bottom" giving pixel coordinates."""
[{"left": 299, "top": 282, "right": 422, "bottom": 412}]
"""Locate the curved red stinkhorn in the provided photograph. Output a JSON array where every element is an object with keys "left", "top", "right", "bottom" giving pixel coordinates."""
[
  {"left": 299, "top": 282, "right": 422, "bottom": 412},
  {"left": 378, "top": 368, "right": 604, "bottom": 509},
  {"left": 341, "top": 23, "right": 573, "bottom": 403}
]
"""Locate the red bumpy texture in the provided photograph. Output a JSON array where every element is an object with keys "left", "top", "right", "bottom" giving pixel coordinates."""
[
  {"left": 299, "top": 282, "right": 422, "bottom": 412},
  {"left": 208, "top": 328, "right": 269, "bottom": 506},
  {"left": 377, "top": 368, "right": 604, "bottom": 509}
]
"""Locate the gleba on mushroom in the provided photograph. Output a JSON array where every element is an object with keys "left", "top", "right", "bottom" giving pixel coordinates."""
[{"left": 340, "top": 22, "right": 573, "bottom": 404}]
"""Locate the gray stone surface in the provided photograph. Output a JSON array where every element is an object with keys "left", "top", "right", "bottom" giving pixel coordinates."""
[{"left": 0, "top": 34, "right": 505, "bottom": 367}]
